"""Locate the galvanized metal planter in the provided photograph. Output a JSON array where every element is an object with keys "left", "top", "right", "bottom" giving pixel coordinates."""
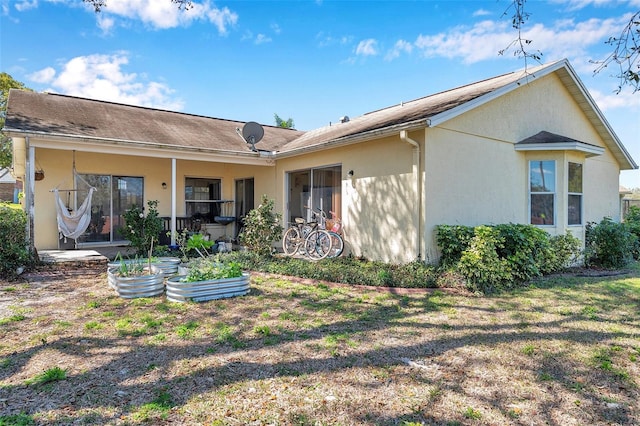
[
  {"left": 108, "top": 257, "right": 180, "bottom": 277},
  {"left": 107, "top": 265, "right": 165, "bottom": 298},
  {"left": 166, "top": 273, "right": 250, "bottom": 303},
  {"left": 153, "top": 257, "right": 181, "bottom": 276}
]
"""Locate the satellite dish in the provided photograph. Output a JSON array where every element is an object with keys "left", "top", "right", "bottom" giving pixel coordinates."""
[{"left": 241, "top": 121, "right": 264, "bottom": 151}]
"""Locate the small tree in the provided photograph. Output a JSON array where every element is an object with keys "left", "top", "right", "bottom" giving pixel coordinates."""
[
  {"left": 274, "top": 113, "right": 295, "bottom": 129},
  {"left": 121, "top": 200, "right": 164, "bottom": 256},
  {"left": 239, "top": 195, "right": 283, "bottom": 257}
]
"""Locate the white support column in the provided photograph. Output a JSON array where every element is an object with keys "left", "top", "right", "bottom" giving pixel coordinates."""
[{"left": 170, "top": 158, "right": 177, "bottom": 246}]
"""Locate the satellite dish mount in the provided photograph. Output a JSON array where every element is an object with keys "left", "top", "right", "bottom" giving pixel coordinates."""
[{"left": 236, "top": 121, "right": 264, "bottom": 152}]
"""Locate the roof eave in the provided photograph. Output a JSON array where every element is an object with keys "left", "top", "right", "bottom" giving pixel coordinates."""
[
  {"left": 514, "top": 141, "right": 605, "bottom": 157},
  {"left": 275, "top": 118, "right": 430, "bottom": 159},
  {"left": 4, "top": 128, "right": 275, "bottom": 166}
]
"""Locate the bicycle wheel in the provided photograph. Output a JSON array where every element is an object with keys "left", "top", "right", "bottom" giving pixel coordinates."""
[
  {"left": 327, "top": 231, "right": 344, "bottom": 258},
  {"left": 282, "top": 227, "right": 302, "bottom": 256},
  {"left": 305, "top": 229, "right": 333, "bottom": 260}
]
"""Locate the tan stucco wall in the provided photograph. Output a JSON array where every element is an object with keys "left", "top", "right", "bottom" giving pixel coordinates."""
[
  {"left": 31, "top": 148, "right": 276, "bottom": 249},
  {"left": 422, "top": 72, "right": 621, "bottom": 258},
  {"left": 275, "top": 136, "right": 419, "bottom": 263}
]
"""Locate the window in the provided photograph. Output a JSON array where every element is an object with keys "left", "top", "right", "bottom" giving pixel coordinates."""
[
  {"left": 287, "top": 165, "right": 341, "bottom": 223},
  {"left": 235, "top": 178, "right": 254, "bottom": 219},
  {"left": 185, "top": 177, "right": 222, "bottom": 222},
  {"left": 568, "top": 162, "right": 583, "bottom": 225},
  {"left": 530, "top": 160, "right": 555, "bottom": 225}
]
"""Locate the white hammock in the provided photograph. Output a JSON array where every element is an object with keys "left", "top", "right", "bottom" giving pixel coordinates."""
[{"left": 54, "top": 187, "right": 96, "bottom": 240}]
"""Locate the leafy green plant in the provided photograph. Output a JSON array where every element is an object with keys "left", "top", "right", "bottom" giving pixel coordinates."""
[
  {"left": 239, "top": 195, "right": 283, "bottom": 257},
  {"left": 0, "top": 203, "right": 36, "bottom": 279},
  {"left": 186, "top": 232, "right": 215, "bottom": 258},
  {"left": 457, "top": 226, "right": 512, "bottom": 293},
  {"left": 180, "top": 257, "right": 242, "bottom": 282},
  {"left": 121, "top": 200, "right": 164, "bottom": 256},
  {"left": 435, "top": 225, "right": 474, "bottom": 267},
  {"left": 585, "top": 217, "right": 636, "bottom": 269}
]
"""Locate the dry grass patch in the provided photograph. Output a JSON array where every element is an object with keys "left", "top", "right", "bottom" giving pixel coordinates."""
[{"left": 0, "top": 265, "right": 639, "bottom": 425}]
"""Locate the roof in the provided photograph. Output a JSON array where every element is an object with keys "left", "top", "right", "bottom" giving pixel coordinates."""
[
  {"left": 3, "top": 59, "right": 636, "bottom": 170},
  {"left": 4, "top": 90, "right": 304, "bottom": 155}
]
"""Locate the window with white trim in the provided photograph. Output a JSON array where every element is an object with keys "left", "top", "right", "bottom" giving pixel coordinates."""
[
  {"left": 568, "top": 162, "right": 583, "bottom": 225},
  {"left": 530, "top": 160, "right": 555, "bottom": 225}
]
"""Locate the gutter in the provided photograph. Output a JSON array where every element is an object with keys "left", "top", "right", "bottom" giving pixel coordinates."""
[
  {"left": 3, "top": 129, "right": 275, "bottom": 165},
  {"left": 399, "top": 130, "right": 422, "bottom": 260},
  {"left": 275, "top": 118, "right": 431, "bottom": 159}
]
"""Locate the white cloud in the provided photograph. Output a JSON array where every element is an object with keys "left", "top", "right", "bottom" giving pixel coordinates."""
[
  {"left": 412, "top": 13, "right": 634, "bottom": 65},
  {"left": 385, "top": 39, "right": 413, "bottom": 61},
  {"left": 591, "top": 88, "right": 640, "bottom": 111},
  {"left": 255, "top": 34, "right": 272, "bottom": 45},
  {"left": 27, "top": 66, "right": 56, "bottom": 83},
  {"left": 14, "top": 0, "right": 37, "bottom": 12},
  {"left": 316, "top": 32, "right": 352, "bottom": 48},
  {"left": 473, "top": 9, "right": 492, "bottom": 17},
  {"left": 355, "top": 38, "right": 378, "bottom": 56},
  {"left": 88, "top": 0, "right": 238, "bottom": 33},
  {"left": 271, "top": 23, "right": 281, "bottom": 34},
  {"left": 30, "top": 53, "right": 184, "bottom": 111}
]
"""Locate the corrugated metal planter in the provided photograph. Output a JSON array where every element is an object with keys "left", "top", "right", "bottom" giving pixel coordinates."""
[
  {"left": 153, "top": 257, "right": 181, "bottom": 276},
  {"left": 166, "top": 273, "right": 250, "bottom": 303},
  {"left": 108, "top": 257, "right": 180, "bottom": 277},
  {"left": 107, "top": 266, "right": 165, "bottom": 298}
]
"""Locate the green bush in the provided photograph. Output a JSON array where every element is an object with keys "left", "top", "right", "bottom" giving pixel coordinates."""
[
  {"left": 239, "top": 195, "right": 283, "bottom": 257},
  {"left": 457, "top": 225, "right": 512, "bottom": 293},
  {"left": 437, "top": 222, "right": 582, "bottom": 293},
  {"left": 624, "top": 205, "right": 640, "bottom": 259},
  {"left": 121, "top": 200, "right": 163, "bottom": 256},
  {"left": 544, "top": 233, "right": 581, "bottom": 273},
  {"left": 0, "top": 203, "right": 35, "bottom": 279},
  {"left": 585, "top": 217, "right": 636, "bottom": 269},
  {"left": 218, "top": 251, "right": 438, "bottom": 288},
  {"left": 435, "top": 225, "right": 474, "bottom": 267}
]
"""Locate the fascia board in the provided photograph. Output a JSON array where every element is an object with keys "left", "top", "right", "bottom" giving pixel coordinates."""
[
  {"left": 6, "top": 130, "right": 274, "bottom": 166},
  {"left": 514, "top": 142, "right": 605, "bottom": 157}
]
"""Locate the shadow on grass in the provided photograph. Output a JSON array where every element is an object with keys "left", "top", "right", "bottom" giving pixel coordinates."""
[{"left": 1, "top": 267, "right": 639, "bottom": 425}]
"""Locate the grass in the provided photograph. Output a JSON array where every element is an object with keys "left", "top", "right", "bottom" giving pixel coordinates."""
[{"left": 0, "top": 263, "right": 639, "bottom": 424}]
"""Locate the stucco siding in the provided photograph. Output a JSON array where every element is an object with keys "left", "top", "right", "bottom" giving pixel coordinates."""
[{"left": 276, "top": 136, "right": 418, "bottom": 263}]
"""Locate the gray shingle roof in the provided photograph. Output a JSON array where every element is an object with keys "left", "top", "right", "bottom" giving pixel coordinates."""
[{"left": 4, "top": 90, "right": 303, "bottom": 153}]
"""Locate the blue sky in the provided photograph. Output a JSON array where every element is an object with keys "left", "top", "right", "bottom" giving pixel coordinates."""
[{"left": 1, "top": 0, "right": 639, "bottom": 187}]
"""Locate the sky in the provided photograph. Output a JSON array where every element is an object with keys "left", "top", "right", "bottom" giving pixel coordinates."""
[{"left": 1, "top": 0, "right": 639, "bottom": 187}]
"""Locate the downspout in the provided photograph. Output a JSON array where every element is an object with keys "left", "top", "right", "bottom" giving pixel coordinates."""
[
  {"left": 400, "top": 130, "right": 422, "bottom": 260},
  {"left": 25, "top": 136, "right": 35, "bottom": 252}
]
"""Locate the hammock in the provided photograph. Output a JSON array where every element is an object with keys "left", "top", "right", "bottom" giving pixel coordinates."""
[{"left": 54, "top": 187, "right": 96, "bottom": 240}]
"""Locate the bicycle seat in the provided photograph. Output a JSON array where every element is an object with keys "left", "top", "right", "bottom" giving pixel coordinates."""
[{"left": 295, "top": 217, "right": 305, "bottom": 224}]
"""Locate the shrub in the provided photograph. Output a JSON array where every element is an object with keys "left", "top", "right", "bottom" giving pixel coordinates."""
[
  {"left": 0, "top": 203, "right": 35, "bottom": 279},
  {"left": 435, "top": 225, "right": 474, "bottom": 267},
  {"left": 457, "top": 225, "right": 512, "bottom": 293},
  {"left": 584, "top": 217, "right": 636, "bottom": 269},
  {"left": 544, "top": 232, "right": 581, "bottom": 273},
  {"left": 121, "top": 200, "right": 164, "bottom": 256},
  {"left": 219, "top": 251, "right": 438, "bottom": 288},
  {"left": 624, "top": 205, "right": 640, "bottom": 259},
  {"left": 239, "top": 195, "right": 283, "bottom": 257},
  {"left": 494, "top": 223, "right": 551, "bottom": 282}
]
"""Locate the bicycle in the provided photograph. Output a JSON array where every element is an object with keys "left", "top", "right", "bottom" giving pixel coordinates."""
[
  {"left": 282, "top": 207, "right": 333, "bottom": 260},
  {"left": 325, "top": 210, "right": 344, "bottom": 258}
]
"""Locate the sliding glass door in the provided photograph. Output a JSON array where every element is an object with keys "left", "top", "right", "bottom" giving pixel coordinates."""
[
  {"left": 287, "top": 165, "right": 341, "bottom": 223},
  {"left": 75, "top": 174, "right": 144, "bottom": 245}
]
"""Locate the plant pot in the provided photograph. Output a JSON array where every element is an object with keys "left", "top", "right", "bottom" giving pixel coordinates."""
[
  {"left": 166, "top": 273, "right": 250, "bottom": 303},
  {"left": 107, "top": 265, "right": 165, "bottom": 298}
]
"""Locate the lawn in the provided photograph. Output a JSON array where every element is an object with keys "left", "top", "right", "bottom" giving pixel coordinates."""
[{"left": 0, "top": 263, "right": 638, "bottom": 425}]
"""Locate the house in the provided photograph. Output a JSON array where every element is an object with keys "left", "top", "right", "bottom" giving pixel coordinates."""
[{"left": 3, "top": 59, "right": 637, "bottom": 263}]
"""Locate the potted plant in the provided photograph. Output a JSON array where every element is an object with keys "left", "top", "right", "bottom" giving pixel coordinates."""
[{"left": 166, "top": 256, "right": 249, "bottom": 303}]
